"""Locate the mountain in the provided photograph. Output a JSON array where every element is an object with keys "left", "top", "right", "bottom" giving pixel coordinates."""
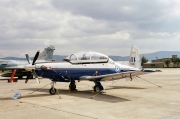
[
  {"left": 53, "top": 55, "right": 67, "bottom": 61},
  {"left": 1, "top": 55, "right": 67, "bottom": 61},
  {"left": 1, "top": 57, "right": 27, "bottom": 60},
  {"left": 109, "top": 51, "right": 180, "bottom": 62},
  {"left": 1, "top": 51, "right": 180, "bottom": 62},
  {"left": 108, "top": 56, "right": 129, "bottom": 61}
]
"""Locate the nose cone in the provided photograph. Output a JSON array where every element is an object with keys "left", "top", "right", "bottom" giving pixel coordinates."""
[{"left": 24, "top": 64, "right": 35, "bottom": 71}]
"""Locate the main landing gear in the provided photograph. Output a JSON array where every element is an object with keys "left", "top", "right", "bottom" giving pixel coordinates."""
[
  {"left": 93, "top": 81, "right": 104, "bottom": 92},
  {"left": 69, "top": 80, "right": 76, "bottom": 91}
]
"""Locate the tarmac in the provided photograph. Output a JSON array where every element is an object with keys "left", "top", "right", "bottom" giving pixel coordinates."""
[{"left": 0, "top": 68, "right": 180, "bottom": 119}]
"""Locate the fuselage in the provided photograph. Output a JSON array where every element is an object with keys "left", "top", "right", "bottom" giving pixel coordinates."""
[{"left": 35, "top": 59, "right": 139, "bottom": 82}]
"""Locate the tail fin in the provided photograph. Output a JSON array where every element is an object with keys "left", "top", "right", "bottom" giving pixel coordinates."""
[
  {"left": 129, "top": 46, "right": 141, "bottom": 68},
  {"left": 37, "top": 45, "right": 55, "bottom": 61}
]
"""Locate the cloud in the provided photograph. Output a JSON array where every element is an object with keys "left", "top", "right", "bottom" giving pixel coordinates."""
[{"left": 0, "top": 0, "right": 180, "bottom": 57}]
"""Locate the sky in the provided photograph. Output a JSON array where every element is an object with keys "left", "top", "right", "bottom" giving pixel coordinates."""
[{"left": 0, "top": 0, "right": 180, "bottom": 58}]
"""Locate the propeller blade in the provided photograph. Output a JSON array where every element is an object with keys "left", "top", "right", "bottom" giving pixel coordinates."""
[
  {"left": 36, "top": 78, "right": 40, "bottom": 84},
  {"left": 32, "top": 70, "right": 40, "bottom": 83},
  {"left": 25, "top": 79, "right": 28, "bottom": 83},
  {"left": 25, "top": 53, "right": 31, "bottom": 64},
  {"left": 25, "top": 72, "right": 31, "bottom": 83},
  {"left": 9, "top": 69, "right": 16, "bottom": 83},
  {"left": 32, "top": 50, "right": 40, "bottom": 65}
]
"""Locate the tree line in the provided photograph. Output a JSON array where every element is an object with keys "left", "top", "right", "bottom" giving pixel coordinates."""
[
  {"left": 166, "top": 57, "right": 180, "bottom": 68},
  {"left": 141, "top": 56, "right": 180, "bottom": 68}
]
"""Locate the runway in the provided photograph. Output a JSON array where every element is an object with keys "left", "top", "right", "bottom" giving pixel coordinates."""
[{"left": 0, "top": 68, "right": 180, "bottom": 119}]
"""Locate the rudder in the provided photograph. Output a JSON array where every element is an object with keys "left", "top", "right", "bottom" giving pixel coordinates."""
[
  {"left": 37, "top": 45, "right": 55, "bottom": 61},
  {"left": 129, "top": 46, "right": 141, "bottom": 68}
]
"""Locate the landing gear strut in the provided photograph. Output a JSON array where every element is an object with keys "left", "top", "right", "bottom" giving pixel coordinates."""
[
  {"left": 93, "top": 81, "right": 104, "bottom": 92},
  {"left": 49, "top": 82, "right": 57, "bottom": 95},
  {"left": 69, "top": 80, "right": 76, "bottom": 91}
]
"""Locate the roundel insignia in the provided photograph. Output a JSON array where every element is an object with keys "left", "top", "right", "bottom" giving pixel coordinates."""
[{"left": 115, "top": 65, "right": 120, "bottom": 73}]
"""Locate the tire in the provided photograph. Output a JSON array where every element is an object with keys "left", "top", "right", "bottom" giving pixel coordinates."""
[
  {"left": 93, "top": 85, "right": 100, "bottom": 92},
  {"left": 49, "top": 88, "right": 57, "bottom": 95},
  {"left": 69, "top": 83, "right": 76, "bottom": 91}
]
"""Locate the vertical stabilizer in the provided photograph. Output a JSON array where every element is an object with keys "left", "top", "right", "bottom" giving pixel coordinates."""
[
  {"left": 37, "top": 45, "right": 55, "bottom": 61},
  {"left": 129, "top": 46, "right": 141, "bottom": 68}
]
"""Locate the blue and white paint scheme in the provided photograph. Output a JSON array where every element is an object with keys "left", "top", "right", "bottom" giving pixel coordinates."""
[{"left": 24, "top": 50, "right": 158, "bottom": 94}]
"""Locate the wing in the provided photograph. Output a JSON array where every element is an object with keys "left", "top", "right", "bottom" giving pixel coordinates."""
[
  {"left": 79, "top": 70, "right": 158, "bottom": 81},
  {"left": 0, "top": 65, "right": 25, "bottom": 69}
]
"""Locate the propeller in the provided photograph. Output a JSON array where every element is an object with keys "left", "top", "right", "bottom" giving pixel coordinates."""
[
  {"left": 25, "top": 50, "right": 40, "bottom": 83},
  {"left": 32, "top": 69, "right": 40, "bottom": 83},
  {"left": 25, "top": 53, "right": 31, "bottom": 64},
  {"left": 32, "top": 50, "right": 40, "bottom": 65},
  {"left": 25, "top": 71, "right": 32, "bottom": 83}
]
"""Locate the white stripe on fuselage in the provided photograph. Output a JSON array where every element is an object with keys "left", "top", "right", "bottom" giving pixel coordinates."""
[{"left": 35, "top": 61, "right": 139, "bottom": 71}]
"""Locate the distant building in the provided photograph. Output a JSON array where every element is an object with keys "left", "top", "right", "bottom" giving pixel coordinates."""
[
  {"left": 143, "top": 55, "right": 177, "bottom": 68},
  {"left": 143, "top": 62, "right": 164, "bottom": 68},
  {"left": 152, "top": 58, "right": 171, "bottom": 63}
]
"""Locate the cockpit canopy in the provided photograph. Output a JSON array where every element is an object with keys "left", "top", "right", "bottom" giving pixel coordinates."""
[{"left": 64, "top": 51, "right": 109, "bottom": 64}]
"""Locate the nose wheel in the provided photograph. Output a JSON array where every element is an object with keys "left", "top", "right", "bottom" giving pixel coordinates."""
[
  {"left": 49, "top": 87, "right": 57, "bottom": 95},
  {"left": 49, "top": 82, "right": 57, "bottom": 95}
]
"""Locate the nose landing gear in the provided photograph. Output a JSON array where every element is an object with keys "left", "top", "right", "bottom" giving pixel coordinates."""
[{"left": 49, "top": 82, "right": 57, "bottom": 95}]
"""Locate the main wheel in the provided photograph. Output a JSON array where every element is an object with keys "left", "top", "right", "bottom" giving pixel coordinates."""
[
  {"left": 93, "top": 85, "right": 100, "bottom": 92},
  {"left": 69, "top": 83, "right": 76, "bottom": 91},
  {"left": 49, "top": 88, "right": 57, "bottom": 95}
]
